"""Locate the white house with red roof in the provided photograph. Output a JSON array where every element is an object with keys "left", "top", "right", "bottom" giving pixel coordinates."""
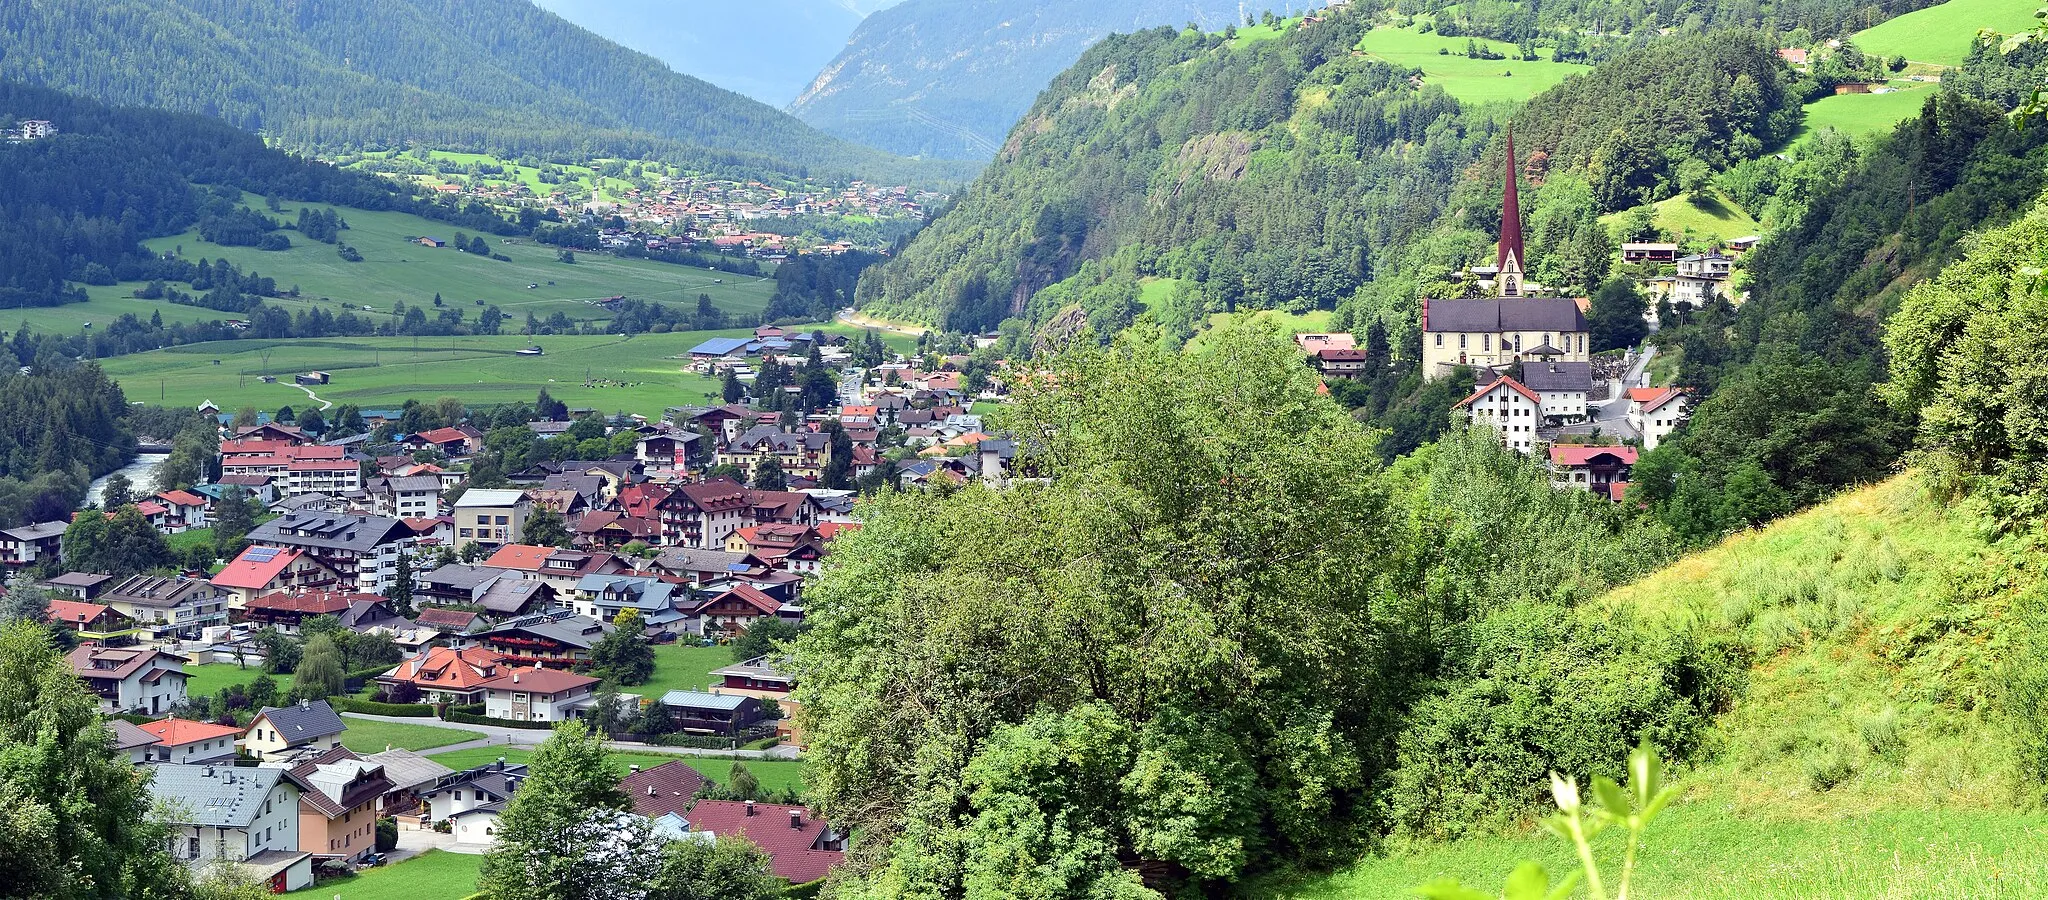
[
  {"left": 1454, "top": 376, "right": 1543, "bottom": 454},
  {"left": 476, "top": 665, "right": 601, "bottom": 722},
  {"left": 1625, "top": 387, "right": 1691, "bottom": 450},
  {"left": 377, "top": 646, "right": 513, "bottom": 704},
  {"left": 138, "top": 717, "right": 243, "bottom": 764},
  {"left": 155, "top": 490, "right": 210, "bottom": 531},
  {"left": 212, "top": 546, "right": 342, "bottom": 609}
]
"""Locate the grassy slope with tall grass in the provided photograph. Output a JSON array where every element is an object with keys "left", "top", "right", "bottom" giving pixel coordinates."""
[{"left": 1270, "top": 474, "right": 2048, "bottom": 898}]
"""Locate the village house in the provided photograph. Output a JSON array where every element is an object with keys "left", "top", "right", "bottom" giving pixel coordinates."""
[
  {"left": 574, "top": 573, "right": 691, "bottom": 632},
  {"left": 238, "top": 590, "right": 369, "bottom": 633},
  {"left": 1515, "top": 361, "right": 1596, "bottom": 424},
  {"left": 243, "top": 511, "right": 423, "bottom": 593},
  {"left": 150, "top": 764, "right": 313, "bottom": 892},
  {"left": 46, "top": 598, "right": 143, "bottom": 644},
  {"left": 1627, "top": 387, "right": 1690, "bottom": 451},
  {"left": 67, "top": 644, "right": 188, "bottom": 714},
  {"left": 695, "top": 583, "right": 786, "bottom": 636},
  {"left": 110, "top": 719, "right": 163, "bottom": 764},
  {"left": 482, "top": 544, "right": 628, "bottom": 597},
  {"left": 137, "top": 717, "right": 243, "bottom": 765},
  {"left": 361, "top": 475, "right": 446, "bottom": 519},
  {"left": 657, "top": 478, "right": 752, "bottom": 548},
  {"left": 1454, "top": 376, "right": 1544, "bottom": 455},
  {"left": 476, "top": 665, "right": 601, "bottom": 723},
  {"left": 288, "top": 747, "right": 392, "bottom": 863},
  {"left": 1620, "top": 242, "right": 1679, "bottom": 264},
  {"left": 212, "top": 546, "right": 342, "bottom": 609},
  {"left": 100, "top": 575, "right": 229, "bottom": 641},
  {"left": 154, "top": 490, "right": 210, "bottom": 531},
  {"left": 404, "top": 426, "right": 483, "bottom": 458},
  {"left": 453, "top": 489, "right": 532, "bottom": 550},
  {"left": 622, "top": 760, "right": 709, "bottom": 819},
  {"left": 361, "top": 748, "right": 454, "bottom": 818},
  {"left": 1311, "top": 347, "right": 1370, "bottom": 378},
  {"left": 242, "top": 699, "right": 348, "bottom": 762},
  {"left": 416, "top": 562, "right": 555, "bottom": 617},
  {"left": 377, "top": 646, "right": 512, "bottom": 704},
  {"left": 43, "top": 571, "right": 114, "bottom": 599},
  {"left": 0, "top": 520, "right": 68, "bottom": 568},
  {"left": 421, "top": 759, "right": 528, "bottom": 844},
  {"left": 723, "top": 525, "right": 827, "bottom": 575},
  {"left": 472, "top": 611, "right": 614, "bottom": 669},
  {"left": 682, "top": 800, "right": 846, "bottom": 885},
  {"left": 1549, "top": 445, "right": 1639, "bottom": 499},
  {"left": 658, "top": 690, "right": 766, "bottom": 735},
  {"left": 718, "top": 427, "right": 833, "bottom": 482}
]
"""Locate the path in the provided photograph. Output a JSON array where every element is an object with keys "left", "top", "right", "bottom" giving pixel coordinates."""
[
  {"left": 342, "top": 712, "right": 802, "bottom": 759},
  {"left": 836, "top": 308, "right": 928, "bottom": 337},
  {"left": 288, "top": 381, "right": 334, "bottom": 411}
]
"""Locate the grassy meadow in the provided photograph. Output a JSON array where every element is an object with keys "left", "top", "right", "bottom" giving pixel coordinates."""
[
  {"left": 338, "top": 718, "right": 479, "bottom": 753},
  {"left": 1790, "top": 80, "right": 1940, "bottom": 149},
  {"left": 1602, "top": 188, "right": 1762, "bottom": 244},
  {"left": 181, "top": 662, "right": 290, "bottom": 700},
  {"left": 286, "top": 849, "right": 481, "bottom": 900},
  {"left": 1356, "top": 26, "right": 1591, "bottom": 104},
  {"left": 636, "top": 643, "right": 734, "bottom": 697},
  {"left": 1273, "top": 474, "right": 2048, "bottom": 898},
  {"left": 429, "top": 746, "right": 807, "bottom": 795},
  {"left": 1853, "top": 0, "right": 2044, "bottom": 66}
]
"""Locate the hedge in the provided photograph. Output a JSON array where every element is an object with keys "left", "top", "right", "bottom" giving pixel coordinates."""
[
  {"left": 331, "top": 696, "right": 437, "bottom": 717},
  {"left": 445, "top": 709, "right": 554, "bottom": 730}
]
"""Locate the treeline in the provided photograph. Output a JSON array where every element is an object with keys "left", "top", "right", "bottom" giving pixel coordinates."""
[
  {"left": 1632, "top": 44, "right": 2048, "bottom": 542},
  {"left": 764, "top": 251, "right": 884, "bottom": 322},
  {"left": 0, "top": 360, "right": 136, "bottom": 527},
  {"left": 0, "top": 0, "right": 967, "bottom": 186},
  {"left": 1405, "top": 0, "right": 1941, "bottom": 45}
]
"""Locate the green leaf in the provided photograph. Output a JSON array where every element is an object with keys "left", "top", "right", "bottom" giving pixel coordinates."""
[
  {"left": 1629, "top": 740, "right": 1662, "bottom": 808},
  {"left": 1502, "top": 862, "right": 1551, "bottom": 900},
  {"left": 1592, "top": 775, "right": 1630, "bottom": 819},
  {"left": 1545, "top": 869, "right": 1584, "bottom": 900},
  {"left": 1412, "top": 878, "right": 1493, "bottom": 900}
]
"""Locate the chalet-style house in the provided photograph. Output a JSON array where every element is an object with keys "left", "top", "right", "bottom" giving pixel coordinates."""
[
  {"left": 658, "top": 690, "right": 766, "bottom": 735},
  {"left": 239, "top": 590, "right": 368, "bottom": 632},
  {"left": 421, "top": 759, "right": 528, "bottom": 844},
  {"left": 473, "top": 611, "right": 615, "bottom": 669},
  {"left": 212, "top": 546, "right": 342, "bottom": 609},
  {"left": 1515, "top": 361, "right": 1596, "bottom": 424},
  {"left": 1423, "top": 132, "right": 1589, "bottom": 379},
  {"left": 46, "top": 599, "right": 142, "bottom": 644},
  {"left": 573, "top": 573, "right": 690, "bottom": 632},
  {"left": 100, "top": 575, "right": 229, "bottom": 641},
  {"left": 150, "top": 765, "right": 313, "bottom": 891},
  {"left": 717, "top": 427, "right": 833, "bottom": 482},
  {"left": 137, "top": 717, "right": 243, "bottom": 764},
  {"left": 1626, "top": 387, "right": 1691, "bottom": 450},
  {"left": 481, "top": 544, "right": 627, "bottom": 597},
  {"left": 476, "top": 665, "right": 601, "bottom": 722},
  {"left": 1549, "top": 445, "right": 1639, "bottom": 500},
  {"left": 656, "top": 478, "right": 752, "bottom": 548},
  {"left": 696, "top": 584, "right": 786, "bottom": 635},
  {"left": 288, "top": 747, "right": 393, "bottom": 863},
  {"left": 682, "top": 801, "right": 846, "bottom": 884},
  {"left": 67, "top": 644, "right": 188, "bottom": 715},
  {"left": 377, "top": 646, "right": 512, "bottom": 704},
  {"left": 244, "top": 512, "right": 422, "bottom": 593}
]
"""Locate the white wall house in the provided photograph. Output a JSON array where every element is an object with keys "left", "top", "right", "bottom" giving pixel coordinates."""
[{"left": 1454, "top": 376, "right": 1545, "bottom": 455}]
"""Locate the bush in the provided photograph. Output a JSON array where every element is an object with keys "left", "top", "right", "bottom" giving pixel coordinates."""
[
  {"left": 331, "top": 696, "right": 436, "bottom": 717},
  {"left": 375, "top": 817, "right": 398, "bottom": 852},
  {"left": 1384, "top": 601, "right": 1741, "bottom": 839},
  {"left": 444, "top": 709, "right": 552, "bottom": 729}
]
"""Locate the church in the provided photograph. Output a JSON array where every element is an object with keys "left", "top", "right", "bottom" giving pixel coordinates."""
[{"left": 1420, "top": 130, "right": 1591, "bottom": 380}]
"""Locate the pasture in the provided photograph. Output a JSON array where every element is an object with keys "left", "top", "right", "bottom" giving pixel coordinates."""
[
  {"left": 1601, "top": 188, "right": 1761, "bottom": 244},
  {"left": 131, "top": 192, "right": 774, "bottom": 328},
  {"left": 1853, "top": 0, "right": 2043, "bottom": 66},
  {"left": 1790, "top": 80, "right": 1939, "bottom": 148},
  {"left": 428, "top": 746, "right": 808, "bottom": 795},
  {"left": 1356, "top": 26, "right": 1590, "bottom": 104}
]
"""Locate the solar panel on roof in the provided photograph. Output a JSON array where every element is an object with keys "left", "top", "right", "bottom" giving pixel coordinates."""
[{"left": 245, "top": 547, "right": 280, "bottom": 563}]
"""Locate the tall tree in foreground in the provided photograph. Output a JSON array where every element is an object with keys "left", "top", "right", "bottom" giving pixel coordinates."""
[
  {"left": 0, "top": 621, "right": 190, "bottom": 900},
  {"left": 479, "top": 720, "right": 637, "bottom": 900}
]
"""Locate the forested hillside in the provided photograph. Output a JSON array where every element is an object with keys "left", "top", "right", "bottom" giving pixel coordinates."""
[
  {"left": 791, "top": 0, "right": 1273, "bottom": 160},
  {"left": 0, "top": 0, "right": 961, "bottom": 184},
  {"left": 855, "top": 8, "right": 1794, "bottom": 336}
]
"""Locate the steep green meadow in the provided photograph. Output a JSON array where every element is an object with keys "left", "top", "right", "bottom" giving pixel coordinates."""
[
  {"left": 1853, "top": 0, "right": 2043, "bottom": 66},
  {"left": 1355, "top": 25, "right": 1591, "bottom": 104},
  {"left": 1269, "top": 474, "right": 2048, "bottom": 897}
]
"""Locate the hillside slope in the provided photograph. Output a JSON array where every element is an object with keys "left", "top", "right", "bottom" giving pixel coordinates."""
[
  {"left": 1273, "top": 473, "right": 2048, "bottom": 897},
  {"left": 790, "top": 0, "right": 1290, "bottom": 160},
  {"left": 0, "top": 0, "right": 957, "bottom": 184}
]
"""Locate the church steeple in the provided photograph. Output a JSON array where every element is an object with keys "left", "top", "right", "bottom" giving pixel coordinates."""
[{"left": 1497, "top": 126, "right": 1525, "bottom": 297}]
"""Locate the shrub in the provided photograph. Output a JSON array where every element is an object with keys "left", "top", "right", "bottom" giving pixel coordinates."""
[
  {"left": 375, "top": 817, "right": 398, "bottom": 852},
  {"left": 1804, "top": 740, "right": 1858, "bottom": 791},
  {"left": 331, "top": 696, "right": 436, "bottom": 717},
  {"left": 1859, "top": 706, "right": 1904, "bottom": 760}
]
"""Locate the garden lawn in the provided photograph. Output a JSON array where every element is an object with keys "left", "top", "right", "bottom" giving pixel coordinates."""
[
  {"left": 634, "top": 643, "right": 734, "bottom": 697},
  {"left": 337, "top": 718, "right": 478, "bottom": 753},
  {"left": 1853, "top": 0, "right": 2043, "bottom": 66},
  {"left": 1356, "top": 26, "right": 1590, "bottom": 104},
  {"left": 288, "top": 849, "right": 480, "bottom": 900},
  {"left": 182, "top": 663, "right": 290, "bottom": 701},
  {"left": 429, "top": 746, "right": 808, "bottom": 794}
]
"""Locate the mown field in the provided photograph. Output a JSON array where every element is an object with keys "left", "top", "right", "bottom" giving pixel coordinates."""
[
  {"left": 1272, "top": 474, "right": 2048, "bottom": 898},
  {"left": 1853, "top": 0, "right": 2043, "bottom": 66},
  {"left": 1601, "top": 188, "right": 1762, "bottom": 244},
  {"left": 1356, "top": 25, "right": 1591, "bottom": 104},
  {"left": 338, "top": 718, "right": 479, "bottom": 753},
  {"left": 286, "top": 849, "right": 480, "bottom": 900},
  {"left": 128, "top": 193, "right": 775, "bottom": 327},
  {"left": 637, "top": 643, "right": 734, "bottom": 697},
  {"left": 1790, "top": 80, "right": 1940, "bottom": 148}
]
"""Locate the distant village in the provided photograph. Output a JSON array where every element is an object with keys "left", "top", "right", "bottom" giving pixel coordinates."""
[{"left": 0, "top": 333, "right": 1011, "bottom": 891}]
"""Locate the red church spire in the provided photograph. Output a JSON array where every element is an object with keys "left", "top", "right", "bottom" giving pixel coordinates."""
[{"left": 1497, "top": 126, "right": 1524, "bottom": 276}]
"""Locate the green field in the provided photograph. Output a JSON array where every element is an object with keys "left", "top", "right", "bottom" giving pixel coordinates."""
[
  {"left": 1790, "top": 81, "right": 1940, "bottom": 148},
  {"left": 1357, "top": 26, "right": 1590, "bottom": 103},
  {"left": 430, "top": 746, "right": 808, "bottom": 795},
  {"left": 288, "top": 849, "right": 480, "bottom": 900},
  {"left": 128, "top": 194, "right": 774, "bottom": 326},
  {"left": 337, "top": 718, "right": 478, "bottom": 753},
  {"left": 637, "top": 644, "right": 734, "bottom": 697},
  {"left": 1854, "top": 0, "right": 2043, "bottom": 66},
  {"left": 182, "top": 662, "right": 290, "bottom": 700},
  {"left": 1602, "top": 188, "right": 1762, "bottom": 244}
]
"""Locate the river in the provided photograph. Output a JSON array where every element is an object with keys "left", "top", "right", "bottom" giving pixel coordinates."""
[{"left": 87, "top": 452, "right": 170, "bottom": 506}]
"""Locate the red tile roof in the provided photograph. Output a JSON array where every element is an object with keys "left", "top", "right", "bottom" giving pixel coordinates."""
[
  {"left": 483, "top": 544, "right": 552, "bottom": 572},
  {"left": 1548, "top": 445, "right": 1640, "bottom": 467},
  {"left": 141, "top": 717, "right": 243, "bottom": 746},
  {"left": 621, "top": 761, "right": 709, "bottom": 817},
  {"left": 157, "top": 490, "right": 207, "bottom": 507},
  {"left": 211, "top": 546, "right": 304, "bottom": 590},
  {"left": 245, "top": 590, "right": 363, "bottom": 615},
  {"left": 381, "top": 646, "right": 510, "bottom": 691},
  {"left": 414, "top": 607, "right": 480, "bottom": 630},
  {"left": 474, "top": 665, "right": 599, "bottom": 695},
  {"left": 413, "top": 427, "right": 473, "bottom": 445},
  {"left": 712, "top": 584, "right": 782, "bottom": 616},
  {"left": 684, "top": 800, "right": 842, "bottom": 883},
  {"left": 815, "top": 522, "right": 860, "bottom": 541},
  {"left": 1455, "top": 376, "right": 1541, "bottom": 408},
  {"left": 1627, "top": 386, "right": 1688, "bottom": 413},
  {"left": 47, "top": 599, "right": 114, "bottom": 626}
]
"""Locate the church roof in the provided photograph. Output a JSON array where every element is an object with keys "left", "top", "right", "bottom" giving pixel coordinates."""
[{"left": 1423, "top": 297, "right": 1587, "bottom": 333}]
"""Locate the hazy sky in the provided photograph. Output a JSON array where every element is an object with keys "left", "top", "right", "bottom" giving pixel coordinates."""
[{"left": 533, "top": 0, "right": 908, "bottom": 103}]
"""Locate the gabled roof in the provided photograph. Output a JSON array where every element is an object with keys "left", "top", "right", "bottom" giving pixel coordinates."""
[
  {"left": 684, "top": 800, "right": 842, "bottom": 883},
  {"left": 484, "top": 544, "right": 552, "bottom": 572},
  {"left": 1518, "top": 361, "right": 1594, "bottom": 393},
  {"left": 622, "top": 760, "right": 709, "bottom": 818},
  {"left": 141, "top": 717, "right": 244, "bottom": 747},
  {"left": 211, "top": 546, "right": 306, "bottom": 590},
  {"left": 414, "top": 607, "right": 482, "bottom": 630},
  {"left": 363, "top": 748, "right": 455, "bottom": 792},
  {"left": 381, "top": 646, "right": 510, "bottom": 691},
  {"left": 1627, "top": 386, "right": 1688, "bottom": 413},
  {"left": 1454, "top": 376, "right": 1541, "bottom": 409},
  {"left": 157, "top": 490, "right": 207, "bottom": 507},
  {"left": 249, "top": 699, "right": 347, "bottom": 744},
  {"left": 108, "top": 719, "right": 161, "bottom": 751},
  {"left": 67, "top": 645, "right": 183, "bottom": 682},
  {"left": 1549, "top": 445, "right": 1640, "bottom": 467},
  {"left": 287, "top": 746, "right": 393, "bottom": 818},
  {"left": 150, "top": 765, "right": 295, "bottom": 828},
  {"left": 1, "top": 520, "right": 69, "bottom": 541},
  {"left": 47, "top": 599, "right": 117, "bottom": 625},
  {"left": 474, "top": 665, "right": 599, "bottom": 695},
  {"left": 705, "top": 584, "right": 781, "bottom": 616},
  {"left": 1424, "top": 297, "right": 1588, "bottom": 333}
]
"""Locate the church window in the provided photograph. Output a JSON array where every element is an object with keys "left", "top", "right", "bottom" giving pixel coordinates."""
[
  {"left": 1483, "top": 334, "right": 1491, "bottom": 351},
  {"left": 1434, "top": 334, "right": 1443, "bottom": 347},
  {"left": 1459, "top": 334, "right": 1467, "bottom": 349}
]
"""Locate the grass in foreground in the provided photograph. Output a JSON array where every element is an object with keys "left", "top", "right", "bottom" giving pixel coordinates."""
[
  {"left": 288, "top": 849, "right": 480, "bottom": 900},
  {"left": 1356, "top": 25, "right": 1590, "bottom": 104},
  {"left": 1853, "top": 0, "right": 2043, "bottom": 66},
  {"left": 338, "top": 718, "right": 478, "bottom": 753},
  {"left": 429, "top": 746, "right": 807, "bottom": 795}
]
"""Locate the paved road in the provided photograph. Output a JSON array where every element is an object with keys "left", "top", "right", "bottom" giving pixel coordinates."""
[{"left": 342, "top": 712, "right": 802, "bottom": 759}]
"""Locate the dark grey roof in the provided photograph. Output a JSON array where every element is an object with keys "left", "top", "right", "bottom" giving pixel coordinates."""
[
  {"left": 1424, "top": 297, "right": 1587, "bottom": 333},
  {"left": 254, "top": 699, "right": 347, "bottom": 744},
  {"left": 1518, "top": 362, "right": 1594, "bottom": 393},
  {"left": 422, "top": 761, "right": 529, "bottom": 803},
  {"left": 733, "top": 426, "right": 829, "bottom": 452},
  {"left": 478, "top": 579, "right": 550, "bottom": 615},
  {"left": 480, "top": 611, "right": 613, "bottom": 649},
  {"left": 103, "top": 575, "right": 217, "bottom": 609},
  {"left": 248, "top": 512, "right": 412, "bottom": 554},
  {"left": 423, "top": 563, "right": 498, "bottom": 591},
  {"left": 654, "top": 547, "right": 753, "bottom": 576},
  {"left": 150, "top": 765, "right": 295, "bottom": 827},
  {"left": 363, "top": 748, "right": 455, "bottom": 792},
  {"left": 108, "top": 718, "right": 161, "bottom": 750},
  {"left": 2, "top": 521, "right": 69, "bottom": 541}
]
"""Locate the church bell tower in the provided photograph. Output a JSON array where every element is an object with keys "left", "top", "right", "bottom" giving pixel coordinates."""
[{"left": 1497, "top": 127, "right": 1525, "bottom": 298}]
